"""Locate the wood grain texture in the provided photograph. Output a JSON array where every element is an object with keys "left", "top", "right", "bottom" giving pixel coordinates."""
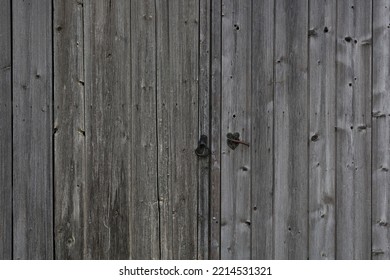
[
  {"left": 209, "top": 0, "right": 222, "bottom": 260},
  {"left": 274, "top": 0, "right": 308, "bottom": 260},
  {"left": 84, "top": 0, "right": 133, "bottom": 259},
  {"left": 54, "top": 0, "right": 86, "bottom": 259},
  {"left": 156, "top": 0, "right": 199, "bottom": 259},
  {"left": 336, "top": 0, "right": 372, "bottom": 260},
  {"left": 198, "top": 0, "right": 210, "bottom": 260},
  {"left": 12, "top": 0, "right": 53, "bottom": 259},
  {"left": 129, "top": 0, "right": 159, "bottom": 259},
  {"left": 308, "top": 0, "right": 336, "bottom": 260},
  {"left": 221, "top": 0, "right": 252, "bottom": 260},
  {"left": 372, "top": 0, "right": 390, "bottom": 260},
  {"left": 0, "top": 0, "right": 12, "bottom": 260},
  {"left": 251, "top": 0, "right": 274, "bottom": 260}
]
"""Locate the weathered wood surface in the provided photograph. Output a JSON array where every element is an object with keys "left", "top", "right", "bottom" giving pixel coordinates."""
[
  {"left": 129, "top": 0, "right": 160, "bottom": 260},
  {"left": 274, "top": 0, "right": 309, "bottom": 259},
  {"left": 12, "top": 0, "right": 53, "bottom": 260},
  {"left": 209, "top": 0, "right": 222, "bottom": 260},
  {"left": 156, "top": 0, "right": 200, "bottom": 259},
  {"left": 221, "top": 0, "right": 252, "bottom": 260},
  {"left": 3, "top": 0, "right": 390, "bottom": 260},
  {"left": 372, "top": 0, "right": 390, "bottom": 260},
  {"left": 251, "top": 0, "right": 274, "bottom": 260},
  {"left": 198, "top": 0, "right": 211, "bottom": 260},
  {"left": 308, "top": 0, "right": 336, "bottom": 260},
  {"left": 54, "top": 0, "right": 86, "bottom": 259},
  {"left": 336, "top": 0, "right": 372, "bottom": 259},
  {"left": 0, "top": 0, "right": 12, "bottom": 260}
]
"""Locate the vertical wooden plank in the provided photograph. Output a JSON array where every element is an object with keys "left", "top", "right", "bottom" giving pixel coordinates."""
[
  {"left": 129, "top": 0, "right": 159, "bottom": 259},
  {"left": 157, "top": 0, "right": 200, "bottom": 259},
  {"left": 198, "top": 0, "right": 210, "bottom": 260},
  {"left": 83, "top": 0, "right": 133, "bottom": 259},
  {"left": 274, "top": 0, "right": 308, "bottom": 259},
  {"left": 210, "top": 0, "right": 222, "bottom": 260},
  {"left": 372, "top": 0, "right": 390, "bottom": 260},
  {"left": 221, "top": 0, "right": 252, "bottom": 260},
  {"left": 336, "top": 0, "right": 372, "bottom": 259},
  {"left": 308, "top": 0, "right": 336, "bottom": 260},
  {"left": 54, "top": 0, "right": 86, "bottom": 259},
  {"left": 251, "top": 0, "right": 274, "bottom": 260},
  {"left": 0, "top": 0, "right": 12, "bottom": 260},
  {"left": 13, "top": 0, "right": 53, "bottom": 259}
]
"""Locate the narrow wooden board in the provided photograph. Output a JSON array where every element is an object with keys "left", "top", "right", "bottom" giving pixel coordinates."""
[
  {"left": 0, "top": 0, "right": 12, "bottom": 260},
  {"left": 274, "top": 0, "right": 309, "bottom": 259},
  {"left": 129, "top": 0, "right": 160, "bottom": 259},
  {"left": 83, "top": 0, "right": 133, "bottom": 259},
  {"left": 221, "top": 0, "right": 252, "bottom": 260},
  {"left": 308, "top": 0, "right": 337, "bottom": 260},
  {"left": 12, "top": 0, "right": 53, "bottom": 259},
  {"left": 336, "top": 0, "right": 372, "bottom": 259},
  {"left": 157, "top": 0, "right": 200, "bottom": 259},
  {"left": 251, "top": 0, "right": 274, "bottom": 260},
  {"left": 54, "top": 0, "right": 86, "bottom": 259},
  {"left": 372, "top": 0, "right": 390, "bottom": 260},
  {"left": 198, "top": 0, "right": 211, "bottom": 260},
  {"left": 209, "top": 0, "right": 222, "bottom": 260}
]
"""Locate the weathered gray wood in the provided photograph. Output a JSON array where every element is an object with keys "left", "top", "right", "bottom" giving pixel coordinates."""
[
  {"left": 12, "top": 0, "right": 53, "bottom": 259},
  {"left": 274, "top": 0, "right": 308, "bottom": 259},
  {"left": 0, "top": 0, "right": 12, "bottom": 260},
  {"left": 54, "top": 0, "right": 86, "bottom": 259},
  {"left": 251, "top": 0, "right": 274, "bottom": 260},
  {"left": 308, "top": 0, "right": 336, "bottom": 260},
  {"left": 336, "top": 0, "right": 372, "bottom": 260},
  {"left": 209, "top": 0, "right": 222, "bottom": 260},
  {"left": 221, "top": 0, "right": 252, "bottom": 260},
  {"left": 156, "top": 0, "right": 199, "bottom": 259},
  {"left": 198, "top": 0, "right": 210, "bottom": 260},
  {"left": 84, "top": 0, "right": 133, "bottom": 259},
  {"left": 129, "top": 0, "right": 160, "bottom": 259},
  {"left": 372, "top": 0, "right": 390, "bottom": 260}
]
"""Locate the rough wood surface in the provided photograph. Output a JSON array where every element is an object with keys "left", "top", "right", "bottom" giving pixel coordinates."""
[
  {"left": 251, "top": 0, "right": 274, "bottom": 260},
  {"left": 54, "top": 0, "right": 86, "bottom": 259},
  {"left": 209, "top": 0, "right": 222, "bottom": 260},
  {"left": 129, "top": 0, "right": 160, "bottom": 259},
  {"left": 221, "top": 0, "right": 252, "bottom": 260},
  {"left": 372, "top": 0, "right": 390, "bottom": 260},
  {"left": 83, "top": 0, "right": 134, "bottom": 259},
  {"left": 274, "top": 0, "right": 309, "bottom": 260},
  {"left": 12, "top": 0, "right": 53, "bottom": 259},
  {"left": 336, "top": 0, "right": 372, "bottom": 259},
  {"left": 198, "top": 0, "right": 210, "bottom": 260},
  {"left": 0, "top": 0, "right": 12, "bottom": 260},
  {"left": 156, "top": 0, "right": 199, "bottom": 259},
  {"left": 308, "top": 0, "right": 336, "bottom": 260}
]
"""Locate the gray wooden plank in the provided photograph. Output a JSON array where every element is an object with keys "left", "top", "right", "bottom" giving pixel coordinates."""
[
  {"left": 156, "top": 0, "right": 199, "bottom": 259},
  {"left": 308, "top": 0, "right": 336, "bottom": 260},
  {"left": 251, "top": 0, "right": 274, "bottom": 260},
  {"left": 54, "top": 0, "right": 86, "bottom": 259},
  {"left": 198, "top": 0, "right": 210, "bottom": 260},
  {"left": 372, "top": 0, "right": 390, "bottom": 260},
  {"left": 83, "top": 0, "right": 134, "bottom": 259},
  {"left": 209, "top": 0, "right": 222, "bottom": 260},
  {"left": 129, "top": 0, "right": 160, "bottom": 259},
  {"left": 12, "top": 0, "right": 53, "bottom": 259},
  {"left": 0, "top": 0, "right": 12, "bottom": 260},
  {"left": 336, "top": 0, "right": 372, "bottom": 260},
  {"left": 274, "top": 0, "right": 309, "bottom": 259},
  {"left": 220, "top": 0, "right": 252, "bottom": 260}
]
